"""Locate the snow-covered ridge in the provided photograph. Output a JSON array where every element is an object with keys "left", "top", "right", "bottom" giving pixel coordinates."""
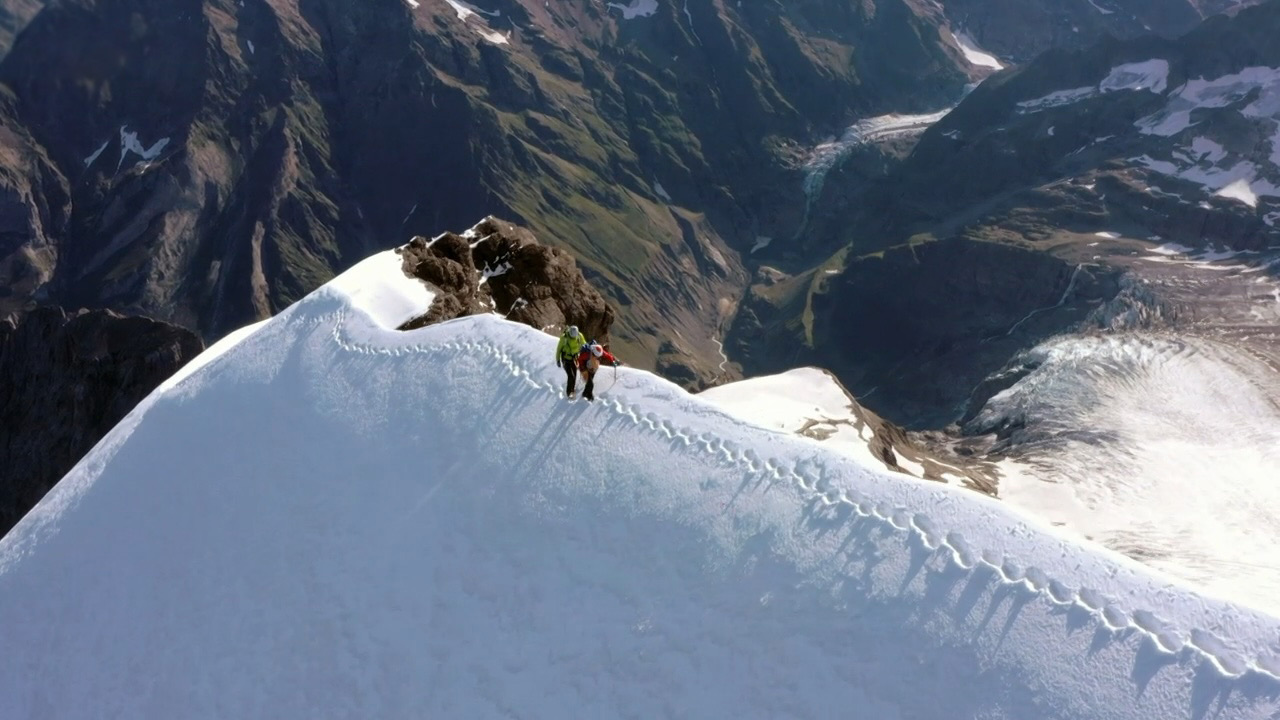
[
  {"left": 2, "top": 248, "right": 1279, "bottom": 717},
  {"left": 326, "top": 292, "right": 1280, "bottom": 684}
]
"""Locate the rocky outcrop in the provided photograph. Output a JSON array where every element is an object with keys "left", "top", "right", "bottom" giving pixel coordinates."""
[
  {"left": 398, "top": 217, "right": 615, "bottom": 345},
  {"left": 0, "top": 306, "right": 202, "bottom": 537}
]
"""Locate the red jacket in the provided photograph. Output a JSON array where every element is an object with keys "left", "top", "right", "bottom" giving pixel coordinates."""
[{"left": 575, "top": 345, "right": 618, "bottom": 369}]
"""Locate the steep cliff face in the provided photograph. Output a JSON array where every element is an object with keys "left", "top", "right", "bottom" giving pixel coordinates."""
[
  {"left": 730, "top": 238, "right": 1122, "bottom": 428},
  {"left": 0, "top": 0, "right": 978, "bottom": 385},
  {"left": 0, "top": 306, "right": 202, "bottom": 536},
  {"left": 940, "top": 0, "right": 1258, "bottom": 64},
  {"left": 738, "top": 2, "right": 1280, "bottom": 428},
  {"left": 0, "top": 0, "right": 42, "bottom": 58},
  {"left": 815, "top": 1, "right": 1280, "bottom": 257}
]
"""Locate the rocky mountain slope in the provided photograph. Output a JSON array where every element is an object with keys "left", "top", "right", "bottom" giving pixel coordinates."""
[
  {"left": 0, "top": 0, "right": 41, "bottom": 58},
  {"left": 940, "top": 0, "right": 1260, "bottom": 65},
  {"left": 0, "top": 306, "right": 202, "bottom": 536},
  {"left": 0, "top": 0, "right": 990, "bottom": 388},
  {"left": 736, "top": 0, "right": 1280, "bottom": 428}
]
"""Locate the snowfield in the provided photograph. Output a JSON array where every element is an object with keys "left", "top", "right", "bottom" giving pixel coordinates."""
[{"left": 2, "top": 249, "right": 1280, "bottom": 718}]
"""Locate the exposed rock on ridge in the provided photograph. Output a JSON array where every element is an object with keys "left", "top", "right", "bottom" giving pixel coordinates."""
[{"left": 398, "top": 217, "right": 615, "bottom": 345}]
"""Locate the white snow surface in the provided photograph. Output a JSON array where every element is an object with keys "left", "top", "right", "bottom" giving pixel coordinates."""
[
  {"left": 652, "top": 179, "right": 673, "bottom": 202},
  {"left": 950, "top": 30, "right": 1003, "bottom": 70},
  {"left": 607, "top": 0, "right": 658, "bottom": 20},
  {"left": 1135, "top": 154, "right": 1280, "bottom": 205},
  {"left": 1138, "top": 66, "right": 1280, "bottom": 137},
  {"left": 1215, "top": 177, "right": 1260, "bottom": 207},
  {"left": 700, "top": 368, "right": 887, "bottom": 473},
  {"left": 1018, "top": 86, "right": 1096, "bottom": 111},
  {"left": 441, "top": 0, "right": 499, "bottom": 21},
  {"left": 83, "top": 139, "right": 110, "bottom": 168},
  {"left": 438, "top": 0, "right": 508, "bottom": 44},
  {"left": 982, "top": 333, "right": 1280, "bottom": 618},
  {"left": 1100, "top": 59, "right": 1169, "bottom": 94},
  {"left": 3, "top": 251, "right": 1280, "bottom": 717},
  {"left": 115, "top": 126, "right": 170, "bottom": 170}
]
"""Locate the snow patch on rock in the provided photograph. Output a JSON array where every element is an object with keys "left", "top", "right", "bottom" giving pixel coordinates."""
[
  {"left": 1020, "top": 60, "right": 1168, "bottom": 112},
  {"left": 950, "top": 30, "right": 1003, "bottom": 70},
  {"left": 607, "top": 0, "right": 658, "bottom": 20},
  {"left": 1138, "top": 66, "right": 1280, "bottom": 137},
  {"left": 83, "top": 139, "right": 110, "bottom": 168},
  {"left": 115, "top": 126, "right": 170, "bottom": 170}
]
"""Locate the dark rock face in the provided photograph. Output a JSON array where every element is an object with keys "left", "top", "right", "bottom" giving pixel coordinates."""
[
  {"left": 815, "top": 2, "right": 1280, "bottom": 259},
  {"left": 743, "top": 2, "right": 1280, "bottom": 429},
  {"left": 940, "top": 0, "right": 1256, "bottom": 65},
  {"left": 730, "top": 238, "right": 1122, "bottom": 428},
  {"left": 0, "top": 0, "right": 41, "bottom": 58},
  {"left": 0, "top": 306, "right": 203, "bottom": 536},
  {"left": 0, "top": 0, "right": 976, "bottom": 383},
  {"left": 398, "top": 217, "right": 615, "bottom": 345}
]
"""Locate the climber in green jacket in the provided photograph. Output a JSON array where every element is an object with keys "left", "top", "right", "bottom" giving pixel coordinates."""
[{"left": 554, "top": 325, "right": 590, "bottom": 398}]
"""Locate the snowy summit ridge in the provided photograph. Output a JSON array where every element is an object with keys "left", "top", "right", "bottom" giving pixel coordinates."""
[{"left": 1, "top": 245, "right": 1280, "bottom": 718}]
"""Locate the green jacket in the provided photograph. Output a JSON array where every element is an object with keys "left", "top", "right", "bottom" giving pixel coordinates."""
[{"left": 555, "top": 332, "right": 588, "bottom": 362}]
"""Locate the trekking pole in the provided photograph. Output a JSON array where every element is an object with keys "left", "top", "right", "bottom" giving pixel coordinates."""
[{"left": 600, "top": 364, "right": 619, "bottom": 395}]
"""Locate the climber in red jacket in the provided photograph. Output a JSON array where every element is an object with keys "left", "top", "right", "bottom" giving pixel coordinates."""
[{"left": 574, "top": 341, "right": 620, "bottom": 402}]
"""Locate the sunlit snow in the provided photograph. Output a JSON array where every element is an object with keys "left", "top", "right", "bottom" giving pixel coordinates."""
[
  {"left": 986, "top": 333, "right": 1280, "bottom": 616},
  {"left": 950, "top": 30, "right": 1003, "bottom": 70},
  {"left": 1215, "top": 177, "right": 1260, "bottom": 207},
  {"left": 699, "top": 368, "right": 891, "bottom": 474},
  {"left": 2, "top": 242, "right": 1279, "bottom": 716},
  {"left": 442, "top": 0, "right": 500, "bottom": 21}
]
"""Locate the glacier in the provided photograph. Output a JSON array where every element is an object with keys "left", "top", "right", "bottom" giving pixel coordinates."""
[{"left": 1, "top": 249, "right": 1279, "bottom": 718}]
